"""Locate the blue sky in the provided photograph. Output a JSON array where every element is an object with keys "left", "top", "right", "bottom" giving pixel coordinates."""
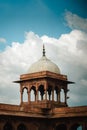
[
  {"left": 0, "top": 0, "right": 87, "bottom": 106},
  {"left": 0, "top": 0, "right": 87, "bottom": 50}
]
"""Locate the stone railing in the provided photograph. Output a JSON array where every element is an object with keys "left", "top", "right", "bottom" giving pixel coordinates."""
[{"left": 0, "top": 103, "right": 20, "bottom": 111}]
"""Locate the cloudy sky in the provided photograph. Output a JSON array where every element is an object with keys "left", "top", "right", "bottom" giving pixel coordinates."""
[{"left": 0, "top": 0, "right": 87, "bottom": 107}]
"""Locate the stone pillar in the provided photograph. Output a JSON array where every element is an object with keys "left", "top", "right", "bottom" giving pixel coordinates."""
[
  {"left": 28, "top": 89, "right": 30, "bottom": 104},
  {"left": 45, "top": 89, "right": 47, "bottom": 100},
  {"left": 44, "top": 82, "right": 48, "bottom": 100},
  {"left": 56, "top": 91, "right": 58, "bottom": 102},
  {"left": 2, "top": 122, "right": 6, "bottom": 130},
  {"left": 52, "top": 88, "right": 54, "bottom": 101},
  {"left": 35, "top": 91, "right": 37, "bottom": 101},
  {"left": 36, "top": 88, "right": 38, "bottom": 102},
  {"left": 20, "top": 90, "right": 23, "bottom": 104},
  {"left": 13, "top": 122, "right": 18, "bottom": 130},
  {"left": 64, "top": 90, "right": 67, "bottom": 104},
  {"left": 20, "top": 83, "right": 23, "bottom": 105},
  {"left": 58, "top": 90, "right": 61, "bottom": 103},
  {"left": 82, "top": 123, "right": 87, "bottom": 130},
  {"left": 67, "top": 123, "right": 71, "bottom": 130},
  {"left": 86, "top": 123, "right": 87, "bottom": 130},
  {"left": 0, "top": 122, "right": 3, "bottom": 130}
]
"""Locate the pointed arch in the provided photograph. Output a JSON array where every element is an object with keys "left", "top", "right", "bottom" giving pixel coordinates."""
[
  {"left": 38, "top": 85, "right": 45, "bottom": 100},
  {"left": 55, "top": 124, "right": 67, "bottom": 130},
  {"left": 3, "top": 122, "right": 13, "bottom": 130},
  {"left": 23, "top": 87, "right": 28, "bottom": 102},
  {"left": 17, "top": 123, "right": 27, "bottom": 130},
  {"left": 70, "top": 124, "right": 82, "bottom": 130},
  {"left": 30, "top": 86, "right": 36, "bottom": 101},
  {"left": 60, "top": 88, "right": 65, "bottom": 102},
  {"left": 47, "top": 85, "right": 52, "bottom": 100},
  {"left": 54, "top": 86, "right": 59, "bottom": 101}
]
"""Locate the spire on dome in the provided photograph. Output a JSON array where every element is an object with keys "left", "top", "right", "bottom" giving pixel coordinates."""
[{"left": 43, "top": 44, "right": 46, "bottom": 56}]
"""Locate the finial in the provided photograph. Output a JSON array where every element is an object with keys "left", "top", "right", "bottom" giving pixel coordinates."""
[{"left": 43, "top": 44, "right": 45, "bottom": 56}]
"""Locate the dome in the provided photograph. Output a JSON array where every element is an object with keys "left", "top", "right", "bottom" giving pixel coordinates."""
[{"left": 27, "top": 45, "right": 60, "bottom": 74}]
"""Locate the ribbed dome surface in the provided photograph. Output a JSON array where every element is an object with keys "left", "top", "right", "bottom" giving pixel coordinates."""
[{"left": 28, "top": 55, "right": 60, "bottom": 74}]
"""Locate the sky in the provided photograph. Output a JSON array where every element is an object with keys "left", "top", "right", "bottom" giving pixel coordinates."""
[{"left": 0, "top": 0, "right": 87, "bottom": 107}]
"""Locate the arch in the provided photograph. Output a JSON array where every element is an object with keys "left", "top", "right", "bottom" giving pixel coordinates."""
[
  {"left": 55, "top": 124, "right": 67, "bottom": 130},
  {"left": 70, "top": 124, "right": 82, "bottom": 130},
  {"left": 77, "top": 126, "right": 82, "bottom": 130},
  {"left": 38, "top": 85, "right": 45, "bottom": 100},
  {"left": 30, "top": 86, "right": 36, "bottom": 101},
  {"left": 47, "top": 86, "right": 52, "bottom": 100},
  {"left": 60, "top": 88, "right": 65, "bottom": 102},
  {"left": 23, "top": 87, "right": 28, "bottom": 102},
  {"left": 3, "top": 122, "right": 13, "bottom": 130},
  {"left": 17, "top": 123, "right": 27, "bottom": 130},
  {"left": 54, "top": 86, "right": 59, "bottom": 101}
]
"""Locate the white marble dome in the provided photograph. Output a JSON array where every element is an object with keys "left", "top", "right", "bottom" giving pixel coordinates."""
[{"left": 27, "top": 46, "right": 60, "bottom": 74}]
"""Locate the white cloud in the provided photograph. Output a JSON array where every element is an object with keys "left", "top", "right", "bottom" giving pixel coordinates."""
[
  {"left": 42, "top": 30, "right": 87, "bottom": 69},
  {"left": 65, "top": 11, "right": 87, "bottom": 32},
  {"left": 0, "top": 30, "right": 87, "bottom": 106},
  {"left": 0, "top": 38, "right": 6, "bottom": 43}
]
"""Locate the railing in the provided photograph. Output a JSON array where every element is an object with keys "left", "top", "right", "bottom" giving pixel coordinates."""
[
  {"left": 21, "top": 100, "right": 67, "bottom": 109},
  {"left": 0, "top": 102, "right": 87, "bottom": 118}
]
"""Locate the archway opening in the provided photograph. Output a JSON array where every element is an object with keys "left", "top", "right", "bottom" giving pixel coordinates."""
[
  {"left": 54, "top": 86, "right": 59, "bottom": 101},
  {"left": 38, "top": 85, "right": 45, "bottom": 101},
  {"left": 70, "top": 124, "right": 82, "bottom": 130},
  {"left": 77, "top": 126, "right": 82, "bottom": 130},
  {"left": 60, "top": 89, "right": 65, "bottom": 102},
  {"left": 3, "top": 122, "right": 13, "bottom": 130},
  {"left": 56, "top": 124, "right": 67, "bottom": 130},
  {"left": 23, "top": 88, "right": 28, "bottom": 102},
  {"left": 17, "top": 124, "right": 26, "bottom": 130},
  {"left": 30, "top": 86, "right": 36, "bottom": 101},
  {"left": 47, "top": 86, "right": 52, "bottom": 101}
]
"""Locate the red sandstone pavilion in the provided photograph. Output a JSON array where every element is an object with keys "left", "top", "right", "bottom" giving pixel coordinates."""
[{"left": 0, "top": 45, "right": 87, "bottom": 130}]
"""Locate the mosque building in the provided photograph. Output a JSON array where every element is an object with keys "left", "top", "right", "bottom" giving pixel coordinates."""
[{"left": 0, "top": 45, "right": 87, "bottom": 130}]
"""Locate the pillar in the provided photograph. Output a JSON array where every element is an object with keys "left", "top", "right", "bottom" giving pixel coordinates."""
[
  {"left": 45, "top": 89, "right": 47, "bottom": 100},
  {"left": 20, "top": 90, "right": 23, "bottom": 104},
  {"left": 56, "top": 91, "right": 58, "bottom": 102},
  {"left": 58, "top": 90, "right": 61, "bottom": 103},
  {"left": 28, "top": 90, "right": 30, "bottom": 104},
  {"left": 64, "top": 90, "right": 67, "bottom": 104},
  {"left": 35, "top": 91, "right": 37, "bottom": 101},
  {"left": 20, "top": 83, "right": 23, "bottom": 104},
  {"left": 82, "top": 123, "right": 87, "bottom": 130},
  {"left": 0, "top": 122, "right": 3, "bottom": 130},
  {"left": 52, "top": 88, "right": 54, "bottom": 101},
  {"left": 36, "top": 88, "right": 38, "bottom": 102},
  {"left": 44, "top": 82, "right": 48, "bottom": 100}
]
